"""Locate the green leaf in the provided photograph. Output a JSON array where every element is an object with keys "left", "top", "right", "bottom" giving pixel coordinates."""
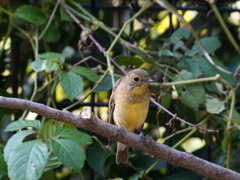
[
  {"left": 56, "top": 127, "right": 92, "bottom": 145},
  {"left": 170, "top": 26, "right": 190, "bottom": 42},
  {"left": 39, "top": 170, "right": 55, "bottom": 180},
  {"left": 115, "top": 56, "right": 143, "bottom": 67},
  {"left": 178, "top": 58, "right": 201, "bottom": 78},
  {"left": 173, "top": 40, "right": 184, "bottom": 51},
  {"left": 5, "top": 120, "right": 41, "bottom": 132},
  {"left": 86, "top": 141, "right": 112, "bottom": 177},
  {"left": 145, "top": 57, "right": 156, "bottom": 65},
  {"left": 205, "top": 97, "right": 225, "bottom": 114},
  {"left": 196, "top": 57, "right": 235, "bottom": 86},
  {"left": 43, "top": 24, "right": 61, "bottom": 43},
  {"left": 70, "top": 66, "right": 100, "bottom": 82},
  {"left": 44, "top": 60, "right": 60, "bottom": 73},
  {"left": 159, "top": 49, "right": 173, "bottom": 57},
  {"left": 40, "top": 120, "right": 64, "bottom": 140},
  {"left": 94, "top": 76, "right": 118, "bottom": 92},
  {"left": 51, "top": 139, "right": 85, "bottom": 172},
  {"left": 175, "top": 70, "right": 206, "bottom": 109},
  {"left": 185, "top": 37, "right": 221, "bottom": 56},
  {"left": 39, "top": 52, "right": 65, "bottom": 64},
  {"left": 15, "top": 5, "right": 46, "bottom": 25},
  {"left": 222, "top": 131, "right": 228, "bottom": 152},
  {"left": 160, "top": 92, "right": 172, "bottom": 111},
  {"left": 0, "top": 153, "right": 7, "bottom": 179},
  {"left": 8, "top": 140, "right": 49, "bottom": 180},
  {"left": 4, "top": 130, "right": 36, "bottom": 162},
  {"left": 30, "top": 60, "right": 45, "bottom": 72},
  {"left": 129, "top": 170, "right": 144, "bottom": 180},
  {"left": 30, "top": 60, "right": 60, "bottom": 73},
  {"left": 44, "top": 152, "right": 62, "bottom": 172},
  {"left": 60, "top": 7, "right": 73, "bottom": 21},
  {"left": 59, "top": 71, "right": 84, "bottom": 101}
]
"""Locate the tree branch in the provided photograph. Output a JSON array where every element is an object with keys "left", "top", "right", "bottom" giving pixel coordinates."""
[{"left": 0, "top": 96, "right": 239, "bottom": 179}]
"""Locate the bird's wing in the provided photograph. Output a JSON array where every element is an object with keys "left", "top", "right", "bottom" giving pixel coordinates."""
[
  {"left": 108, "top": 78, "right": 122, "bottom": 125},
  {"left": 108, "top": 78, "right": 122, "bottom": 146}
]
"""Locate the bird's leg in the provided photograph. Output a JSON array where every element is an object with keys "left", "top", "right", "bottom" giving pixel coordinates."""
[
  {"left": 135, "top": 128, "right": 146, "bottom": 148},
  {"left": 117, "top": 124, "right": 126, "bottom": 137}
]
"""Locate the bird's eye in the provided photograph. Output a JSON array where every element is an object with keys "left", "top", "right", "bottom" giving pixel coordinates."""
[{"left": 133, "top": 77, "right": 139, "bottom": 82}]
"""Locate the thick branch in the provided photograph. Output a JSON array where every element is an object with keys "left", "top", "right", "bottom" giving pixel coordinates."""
[{"left": 0, "top": 96, "right": 239, "bottom": 179}]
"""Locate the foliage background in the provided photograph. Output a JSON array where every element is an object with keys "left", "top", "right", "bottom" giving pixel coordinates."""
[{"left": 0, "top": 0, "right": 240, "bottom": 179}]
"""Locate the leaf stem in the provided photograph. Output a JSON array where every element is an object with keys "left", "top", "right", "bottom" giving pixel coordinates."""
[
  {"left": 39, "top": 0, "right": 60, "bottom": 39},
  {"left": 206, "top": 0, "right": 240, "bottom": 54}
]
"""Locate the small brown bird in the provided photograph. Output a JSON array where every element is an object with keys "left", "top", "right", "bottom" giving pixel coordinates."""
[{"left": 109, "top": 69, "right": 153, "bottom": 164}]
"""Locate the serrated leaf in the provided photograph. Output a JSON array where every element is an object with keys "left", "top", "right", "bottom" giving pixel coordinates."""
[
  {"left": 86, "top": 142, "right": 112, "bottom": 177},
  {"left": 59, "top": 71, "right": 84, "bottom": 101},
  {"left": 56, "top": 127, "right": 92, "bottom": 145},
  {"left": 70, "top": 66, "right": 100, "bottom": 82},
  {"left": 43, "top": 24, "right": 61, "bottom": 43},
  {"left": 178, "top": 58, "right": 201, "bottom": 78},
  {"left": 206, "top": 97, "right": 225, "bottom": 114},
  {"left": 115, "top": 56, "right": 143, "bottom": 67},
  {"left": 8, "top": 140, "right": 49, "bottom": 180},
  {"left": 196, "top": 57, "right": 235, "bottom": 86},
  {"left": 4, "top": 130, "right": 36, "bottom": 162},
  {"left": 39, "top": 52, "right": 65, "bottom": 64},
  {"left": 51, "top": 139, "right": 85, "bottom": 172},
  {"left": 5, "top": 120, "right": 41, "bottom": 132},
  {"left": 15, "top": 5, "right": 46, "bottom": 25},
  {"left": 175, "top": 70, "right": 206, "bottom": 109},
  {"left": 170, "top": 27, "right": 190, "bottom": 42},
  {"left": 40, "top": 120, "right": 64, "bottom": 140},
  {"left": 185, "top": 37, "right": 221, "bottom": 56}
]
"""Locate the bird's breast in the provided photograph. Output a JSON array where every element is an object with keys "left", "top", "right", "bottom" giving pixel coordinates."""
[{"left": 113, "top": 92, "right": 150, "bottom": 132}]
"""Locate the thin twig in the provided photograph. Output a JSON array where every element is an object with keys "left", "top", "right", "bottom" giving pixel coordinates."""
[{"left": 150, "top": 97, "right": 219, "bottom": 133}]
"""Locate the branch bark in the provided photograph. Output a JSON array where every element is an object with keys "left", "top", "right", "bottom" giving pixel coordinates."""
[{"left": 0, "top": 96, "right": 239, "bottom": 179}]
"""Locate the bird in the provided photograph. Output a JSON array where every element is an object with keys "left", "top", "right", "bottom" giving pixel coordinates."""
[{"left": 108, "top": 69, "right": 153, "bottom": 164}]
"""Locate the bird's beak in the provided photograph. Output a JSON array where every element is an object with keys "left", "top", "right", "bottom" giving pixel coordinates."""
[{"left": 147, "top": 78, "right": 154, "bottom": 83}]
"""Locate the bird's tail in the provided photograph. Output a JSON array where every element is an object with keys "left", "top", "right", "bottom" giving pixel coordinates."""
[{"left": 116, "top": 142, "right": 129, "bottom": 164}]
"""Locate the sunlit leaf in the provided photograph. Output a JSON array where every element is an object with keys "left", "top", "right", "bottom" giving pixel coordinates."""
[{"left": 205, "top": 97, "right": 225, "bottom": 114}]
